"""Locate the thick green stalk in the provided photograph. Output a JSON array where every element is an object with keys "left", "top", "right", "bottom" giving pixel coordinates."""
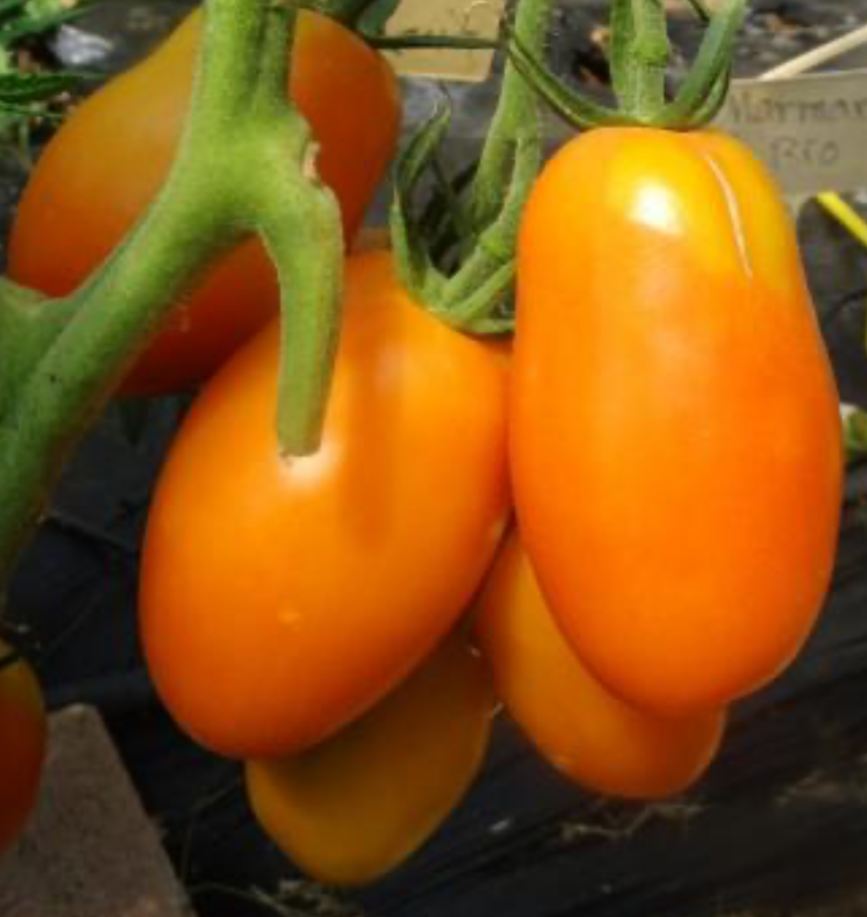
[
  {"left": 609, "top": 0, "right": 670, "bottom": 121},
  {"left": 0, "top": 0, "right": 343, "bottom": 587},
  {"left": 243, "top": 1, "right": 344, "bottom": 452},
  {"left": 469, "top": 0, "right": 552, "bottom": 232}
]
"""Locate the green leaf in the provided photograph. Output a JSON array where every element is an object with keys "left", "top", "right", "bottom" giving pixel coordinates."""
[
  {"left": 0, "top": 3, "right": 88, "bottom": 46},
  {"left": 0, "top": 71, "right": 90, "bottom": 104},
  {"left": 0, "top": 0, "right": 28, "bottom": 19}
]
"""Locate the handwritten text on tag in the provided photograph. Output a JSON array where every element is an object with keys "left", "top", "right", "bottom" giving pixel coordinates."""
[
  {"left": 383, "top": 0, "right": 505, "bottom": 82},
  {"left": 715, "top": 69, "right": 867, "bottom": 195}
]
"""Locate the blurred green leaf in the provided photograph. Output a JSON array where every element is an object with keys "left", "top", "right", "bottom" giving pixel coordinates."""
[
  {"left": 0, "top": 70, "right": 88, "bottom": 103},
  {"left": 0, "top": 0, "right": 90, "bottom": 46},
  {"left": 0, "top": 0, "right": 99, "bottom": 145},
  {"left": 844, "top": 406, "right": 867, "bottom": 464}
]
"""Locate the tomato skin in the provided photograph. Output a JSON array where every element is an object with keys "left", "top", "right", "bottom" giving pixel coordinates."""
[
  {"left": 0, "top": 642, "right": 46, "bottom": 855},
  {"left": 140, "top": 250, "right": 510, "bottom": 759},
  {"left": 513, "top": 128, "right": 842, "bottom": 717},
  {"left": 7, "top": 10, "right": 401, "bottom": 396},
  {"left": 246, "top": 632, "right": 494, "bottom": 887},
  {"left": 476, "top": 534, "right": 725, "bottom": 799}
]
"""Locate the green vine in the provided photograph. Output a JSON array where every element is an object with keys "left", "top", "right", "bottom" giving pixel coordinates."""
[
  {"left": 0, "top": 0, "right": 343, "bottom": 590},
  {"left": 508, "top": 0, "right": 746, "bottom": 131},
  {"left": 390, "top": 0, "right": 553, "bottom": 335}
]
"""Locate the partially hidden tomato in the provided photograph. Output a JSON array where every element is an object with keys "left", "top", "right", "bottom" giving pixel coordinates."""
[
  {"left": 8, "top": 9, "right": 401, "bottom": 396},
  {"left": 140, "top": 249, "right": 510, "bottom": 759},
  {"left": 512, "top": 128, "right": 842, "bottom": 717},
  {"left": 246, "top": 631, "right": 494, "bottom": 886},
  {"left": 477, "top": 533, "right": 725, "bottom": 799},
  {"left": 0, "top": 641, "right": 46, "bottom": 856}
]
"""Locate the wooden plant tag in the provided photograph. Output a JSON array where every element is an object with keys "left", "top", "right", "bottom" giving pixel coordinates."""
[
  {"left": 714, "top": 69, "right": 867, "bottom": 196},
  {"left": 382, "top": 0, "right": 506, "bottom": 82}
]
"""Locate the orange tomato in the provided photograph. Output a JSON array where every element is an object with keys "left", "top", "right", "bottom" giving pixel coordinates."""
[
  {"left": 477, "top": 533, "right": 725, "bottom": 799},
  {"left": 8, "top": 10, "right": 401, "bottom": 395},
  {"left": 0, "top": 641, "right": 46, "bottom": 855},
  {"left": 246, "top": 632, "right": 494, "bottom": 886},
  {"left": 139, "top": 250, "right": 510, "bottom": 758},
  {"left": 513, "top": 128, "right": 842, "bottom": 717}
]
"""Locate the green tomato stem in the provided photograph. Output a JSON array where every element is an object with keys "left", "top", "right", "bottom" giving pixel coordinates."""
[
  {"left": 0, "top": 0, "right": 344, "bottom": 587},
  {"left": 609, "top": 0, "right": 670, "bottom": 122},
  {"left": 504, "top": 0, "right": 744, "bottom": 131},
  {"left": 469, "top": 0, "right": 551, "bottom": 232},
  {"left": 390, "top": 0, "right": 553, "bottom": 335}
]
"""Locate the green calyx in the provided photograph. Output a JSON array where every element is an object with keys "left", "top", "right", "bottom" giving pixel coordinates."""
[
  {"left": 391, "top": 0, "right": 552, "bottom": 336},
  {"left": 508, "top": 0, "right": 746, "bottom": 132}
]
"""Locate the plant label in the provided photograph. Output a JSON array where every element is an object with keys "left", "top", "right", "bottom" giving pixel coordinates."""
[
  {"left": 715, "top": 69, "right": 867, "bottom": 195},
  {"left": 383, "top": 0, "right": 506, "bottom": 82}
]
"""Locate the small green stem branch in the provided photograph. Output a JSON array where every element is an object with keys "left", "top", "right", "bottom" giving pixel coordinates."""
[
  {"left": 469, "top": 0, "right": 552, "bottom": 230},
  {"left": 0, "top": 0, "right": 343, "bottom": 588},
  {"left": 391, "top": 0, "right": 553, "bottom": 334},
  {"left": 507, "top": 0, "right": 744, "bottom": 131}
]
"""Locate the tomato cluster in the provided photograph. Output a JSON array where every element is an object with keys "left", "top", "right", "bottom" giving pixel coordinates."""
[
  {"left": 134, "top": 127, "right": 840, "bottom": 879},
  {"left": 4, "top": 6, "right": 842, "bottom": 888}
]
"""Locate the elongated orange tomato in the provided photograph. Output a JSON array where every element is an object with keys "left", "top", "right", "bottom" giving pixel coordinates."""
[
  {"left": 477, "top": 534, "right": 725, "bottom": 799},
  {"left": 513, "top": 128, "right": 842, "bottom": 717},
  {"left": 246, "top": 632, "right": 494, "bottom": 886},
  {"left": 8, "top": 10, "right": 401, "bottom": 395},
  {"left": 0, "top": 642, "right": 46, "bottom": 855},
  {"left": 140, "top": 250, "right": 510, "bottom": 758}
]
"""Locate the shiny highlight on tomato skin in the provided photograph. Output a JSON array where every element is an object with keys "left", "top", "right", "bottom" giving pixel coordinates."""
[
  {"left": 8, "top": 10, "right": 402, "bottom": 395},
  {"left": 140, "top": 250, "right": 510, "bottom": 759},
  {"left": 512, "top": 127, "right": 842, "bottom": 717},
  {"left": 246, "top": 632, "right": 495, "bottom": 887},
  {"left": 0, "top": 643, "right": 46, "bottom": 855},
  {"left": 477, "top": 534, "right": 726, "bottom": 800}
]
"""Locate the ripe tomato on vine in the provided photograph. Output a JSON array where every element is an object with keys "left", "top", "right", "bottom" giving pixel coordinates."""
[
  {"left": 139, "top": 251, "right": 510, "bottom": 758},
  {"left": 8, "top": 9, "right": 401, "bottom": 395}
]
